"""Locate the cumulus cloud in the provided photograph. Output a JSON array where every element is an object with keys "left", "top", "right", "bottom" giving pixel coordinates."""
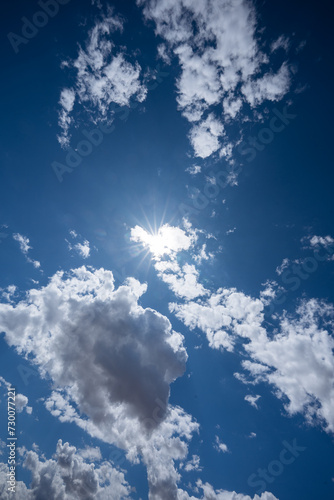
[
  {"left": 0, "top": 266, "right": 188, "bottom": 430},
  {"left": 170, "top": 281, "right": 334, "bottom": 434},
  {"left": 0, "top": 463, "right": 31, "bottom": 500},
  {"left": 74, "top": 240, "right": 91, "bottom": 259},
  {"left": 67, "top": 231, "right": 91, "bottom": 259},
  {"left": 241, "top": 63, "right": 291, "bottom": 108},
  {"left": 13, "top": 233, "right": 31, "bottom": 254},
  {"left": 1, "top": 285, "right": 16, "bottom": 303},
  {"left": 182, "top": 454, "right": 202, "bottom": 472},
  {"left": 157, "top": 263, "right": 208, "bottom": 300},
  {"left": 240, "top": 299, "right": 334, "bottom": 433},
  {"left": 57, "top": 9, "right": 147, "bottom": 147},
  {"left": 138, "top": 0, "right": 292, "bottom": 158},
  {"left": 0, "top": 440, "right": 131, "bottom": 499},
  {"left": 189, "top": 114, "right": 224, "bottom": 159},
  {"left": 0, "top": 377, "right": 32, "bottom": 414},
  {"left": 170, "top": 288, "right": 265, "bottom": 353},
  {"left": 16, "top": 393, "right": 32, "bottom": 414}
]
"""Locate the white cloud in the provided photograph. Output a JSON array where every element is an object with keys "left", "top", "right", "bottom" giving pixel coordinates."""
[
  {"left": 169, "top": 273, "right": 334, "bottom": 435},
  {"left": 13, "top": 233, "right": 31, "bottom": 254},
  {"left": 170, "top": 288, "right": 265, "bottom": 353},
  {"left": 214, "top": 435, "right": 229, "bottom": 454},
  {"left": 193, "top": 244, "right": 213, "bottom": 265},
  {"left": 0, "top": 463, "right": 32, "bottom": 499},
  {"left": 178, "top": 480, "right": 278, "bottom": 499},
  {"left": 240, "top": 299, "right": 334, "bottom": 433},
  {"left": 1, "top": 285, "right": 16, "bottom": 303},
  {"left": 16, "top": 393, "right": 32, "bottom": 414},
  {"left": 0, "top": 378, "right": 32, "bottom": 414},
  {"left": 67, "top": 232, "right": 91, "bottom": 259},
  {"left": 223, "top": 96, "right": 243, "bottom": 120},
  {"left": 74, "top": 240, "right": 91, "bottom": 259},
  {"left": 182, "top": 454, "right": 202, "bottom": 472},
  {"left": 158, "top": 263, "right": 208, "bottom": 300},
  {"left": 57, "top": 88, "right": 76, "bottom": 148},
  {"left": 276, "top": 257, "right": 290, "bottom": 275},
  {"left": 69, "top": 229, "right": 78, "bottom": 238},
  {"left": 241, "top": 63, "right": 291, "bottom": 108},
  {"left": 78, "top": 446, "right": 102, "bottom": 462},
  {"left": 271, "top": 35, "right": 290, "bottom": 53},
  {"left": 244, "top": 394, "right": 261, "bottom": 409},
  {"left": 189, "top": 114, "right": 224, "bottom": 159},
  {"left": 186, "top": 165, "right": 201, "bottom": 175},
  {"left": 13, "top": 233, "right": 41, "bottom": 269},
  {"left": 58, "top": 10, "right": 147, "bottom": 147},
  {"left": 138, "top": 0, "right": 292, "bottom": 158}
]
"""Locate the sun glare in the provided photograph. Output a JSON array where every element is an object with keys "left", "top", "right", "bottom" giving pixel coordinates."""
[{"left": 130, "top": 224, "right": 193, "bottom": 260}]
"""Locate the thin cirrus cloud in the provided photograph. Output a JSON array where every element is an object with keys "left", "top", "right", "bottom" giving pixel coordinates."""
[
  {"left": 12, "top": 233, "right": 41, "bottom": 269},
  {"left": 245, "top": 394, "right": 261, "bottom": 410},
  {"left": 138, "top": 0, "right": 293, "bottom": 159},
  {"left": 57, "top": 9, "right": 147, "bottom": 148}
]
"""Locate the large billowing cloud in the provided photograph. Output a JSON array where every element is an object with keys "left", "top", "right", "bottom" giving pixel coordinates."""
[
  {"left": 138, "top": 0, "right": 292, "bottom": 158},
  {"left": 0, "top": 267, "right": 187, "bottom": 432}
]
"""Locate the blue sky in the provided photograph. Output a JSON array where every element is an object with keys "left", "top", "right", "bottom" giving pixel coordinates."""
[{"left": 0, "top": 0, "right": 334, "bottom": 499}]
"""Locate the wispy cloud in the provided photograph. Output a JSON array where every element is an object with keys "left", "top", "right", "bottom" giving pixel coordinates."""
[
  {"left": 245, "top": 394, "right": 261, "bottom": 409},
  {"left": 13, "top": 233, "right": 41, "bottom": 269}
]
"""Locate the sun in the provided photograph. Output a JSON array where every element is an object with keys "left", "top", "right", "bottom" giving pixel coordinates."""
[
  {"left": 130, "top": 223, "right": 193, "bottom": 260},
  {"left": 130, "top": 225, "right": 170, "bottom": 258}
]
